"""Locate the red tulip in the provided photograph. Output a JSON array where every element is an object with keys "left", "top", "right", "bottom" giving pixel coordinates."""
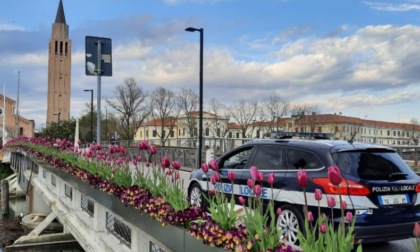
[
  {"left": 328, "top": 166, "right": 342, "bottom": 186},
  {"left": 209, "top": 189, "right": 216, "bottom": 196},
  {"left": 414, "top": 222, "right": 420, "bottom": 237},
  {"left": 345, "top": 211, "right": 353, "bottom": 222},
  {"left": 320, "top": 223, "right": 327, "bottom": 234},
  {"left": 307, "top": 211, "right": 314, "bottom": 222},
  {"left": 228, "top": 171, "right": 235, "bottom": 182},
  {"left": 267, "top": 173, "right": 275, "bottom": 185},
  {"left": 297, "top": 169, "right": 308, "bottom": 188},
  {"left": 250, "top": 166, "right": 259, "bottom": 181},
  {"left": 239, "top": 196, "right": 246, "bottom": 205},
  {"left": 171, "top": 161, "right": 181, "bottom": 170},
  {"left": 327, "top": 196, "right": 336, "bottom": 208},
  {"left": 314, "top": 189, "right": 322, "bottom": 201},
  {"left": 209, "top": 160, "right": 219, "bottom": 171},
  {"left": 254, "top": 185, "right": 262, "bottom": 196},
  {"left": 247, "top": 179, "right": 254, "bottom": 188},
  {"left": 201, "top": 163, "right": 209, "bottom": 173}
]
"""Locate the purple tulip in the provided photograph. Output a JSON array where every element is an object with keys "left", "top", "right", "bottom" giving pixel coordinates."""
[
  {"left": 239, "top": 196, "right": 246, "bottom": 205},
  {"left": 150, "top": 145, "right": 157, "bottom": 154},
  {"left": 320, "top": 223, "right": 327, "bottom": 234},
  {"left": 228, "top": 171, "right": 235, "bottom": 182},
  {"left": 209, "top": 160, "right": 219, "bottom": 171},
  {"left": 161, "top": 156, "right": 170, "bottom": 168},
  {"left": 171, "top": 161, "right": 181, "bottom": 170},
  {"left": 201, "top": 163, "right": 209, "bottom": 173},
  {"left": 308, "top": 211, "right": 314, "bottom": 222},
  {"left": 345, "top": 211, "right": 353, "bottom": 222}
]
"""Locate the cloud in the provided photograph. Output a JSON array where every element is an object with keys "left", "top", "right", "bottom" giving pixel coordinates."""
[
  {"left": 0, "top": 23, "right": 25, "bottom": 31},
  {"left": 364, "top": 1, "right": 420, "bottom": 11}
]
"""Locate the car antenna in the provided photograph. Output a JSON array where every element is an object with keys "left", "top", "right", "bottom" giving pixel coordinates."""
[{"left": 348, "top": 115, "right": 367, "bottom": 144}]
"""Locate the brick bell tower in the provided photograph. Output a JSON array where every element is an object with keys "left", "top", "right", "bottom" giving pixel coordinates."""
[{"left": 46, "top": 0, "right": 71, "bottom": 124}]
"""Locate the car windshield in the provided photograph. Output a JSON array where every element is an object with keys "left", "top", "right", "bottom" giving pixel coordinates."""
[{"left": 332, "top": 151, "right": 415, "bottom": 180}]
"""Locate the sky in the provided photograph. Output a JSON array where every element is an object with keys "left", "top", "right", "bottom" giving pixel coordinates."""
[{"left": 1, "top": 0, "right": 420, "bottom": 129}]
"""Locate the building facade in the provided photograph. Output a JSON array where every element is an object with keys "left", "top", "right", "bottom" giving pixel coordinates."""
[
  {"left": 134, "top": 112, "right": 420, "bottom": 149},
  {"left": 0, "top": 94, "right": 35, "bottom": 145},
  {"left": 46, "top": 0, "right": 72, "bottom": 124}
]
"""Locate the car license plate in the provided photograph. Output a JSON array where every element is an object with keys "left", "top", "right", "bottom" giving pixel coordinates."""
[{"left": 378, "top": 194, "right": 410, "bottom": 205}]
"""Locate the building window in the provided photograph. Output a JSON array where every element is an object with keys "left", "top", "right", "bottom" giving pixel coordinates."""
[
  {"left": 318, "top": 127, "right": 322, "bottom": 132},
  {"left": 205, "top": 128, "right": 210, "bottom": 136},
  {"left": 236, "top": 132, "right": 240, "bottom": 138},
  {"left": 217, "top": 128, "right": 221, "bottom": 137},
  {"left": 153, "top": 130, "right": 157, "bottom": 137},
  {"left": 170, "top": 130, "right": 174, "bottom": 137},
  {"left": 335, "top": 126, "right": 339, "bottom": 132},
  {"left": 228, "top": 132, "right": 232, "bottom": 138}
]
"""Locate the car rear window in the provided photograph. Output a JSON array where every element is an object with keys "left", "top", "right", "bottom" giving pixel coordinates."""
[{"left": 332, "top": 151, "right": 415, "bottom": 180}]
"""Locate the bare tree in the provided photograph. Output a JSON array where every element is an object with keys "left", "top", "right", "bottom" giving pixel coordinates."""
[
  {"left": 289, "top": 103, "right": 321, "bottom": 132},
  {"left": 106, "top": 77, "right": 150, "bottom": 140},
  {"left": 230, "top": 99, "right": 259, "bottom": 139},
  {"left": 260, "top": 95, "right": 289, "bottom": 132},
  {"left": 208, "top": 98, "right": 230, "bottom": 138},
  {"left": 409, "top": 118, "right": 420, "bottom": 145},
  {"left": 150, "top": 87, "right": 180, "bottom": 146},
  {"left": 177, "top": 88, "right": 198, "bottom": 141}
]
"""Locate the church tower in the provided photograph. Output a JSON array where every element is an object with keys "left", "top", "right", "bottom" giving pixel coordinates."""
[{"left": 46, "top": 0, "right": 71, "bottom": 124}]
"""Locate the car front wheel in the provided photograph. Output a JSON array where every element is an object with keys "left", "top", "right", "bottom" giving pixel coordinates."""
[
  {"left": 277, "top": 205, "right": 304, "bottom": 245},
  {"left": 188, "top": 182, "right": 207, "bottom": 209}
]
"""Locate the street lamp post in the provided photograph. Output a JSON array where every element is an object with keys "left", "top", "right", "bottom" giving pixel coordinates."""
[
  {"left": 104, "top": 106, "right": 108, "bottom": 142},
  {"left": 84, "top": 89, "right": 94, "bottom": 143},
  {"left": 186, "top": 27, "right": 204, "bottom": 169}
]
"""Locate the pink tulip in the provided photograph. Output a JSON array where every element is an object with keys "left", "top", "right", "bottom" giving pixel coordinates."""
[
  {"left": 297, "top": 169, "right": 308, "bottom": 188},
  {"left": 201, "top": 163, "right": 209, "bottom": 173},
  {"left": 247, "top": 179, "right": 254, "bottom": 188},
  {"left": 175, "top": 172, "right": 180, "bottom": 180},
  {"left": 327, "top": 196, "right": 336, "bottom": 208},
  {"left": 267, "top": 173, "right": 275, "bottom": 185},
  {"left": 213, "top": 172, "right": 220, "bottom": 181},
  {"left": 314, "top": 189, "right": 322, "bottom": 201},
  {"left": 137, "top": 156, "right": 142, "bottom": 162},
  {"left": 414, "top": 222, "right": 420, "bottom": 237},
  {"left": 307, "top": 211, "right": 314, "bottom": 222},
  {"left": 161, "top": 156, "right": 170, "bottom": 168},
  {"left": 171, "top": 161, "right": 181, "bottom": 170},
  {"left": 258, "top": 172, "right": 264, "bottom": 182},
  {"left": 210, "top": 176, "right": 217, "bottom": 185},
  {"left": 254, "top": 185, "right": 262, "bottom": 196},
  {"left": 250, "top": 166, "right": 259, "bottom": 181},
  {"left": 209, "top": 189, "right": 216, "bottom": 196},
  {"left": 239, "top": 196, "right": 246, "bottom": 205},
  {"left": 209, "top": 160, "right": 219, "bottom": 171},
  {"left": 125, "top": 156, "right": 130, "bottom": 163},
  {"left": 150, "top": 145, "right": 157, "bottom": 154},
  {"left": 328, "top": 166, "right": 342, "bottom": 186},
  {"left": 345, "top": 211, "right": 353, "bottom": 222},
  {"left": 320, "top": 223, "right": 327, "bottom": 234},
  {"left": 146, "top": 161, "right": 150, "bottom": 167},
  {"left": 132, "top": 159, "right": 137, "bottom": 166},
  {"left": 276, "top": 207, "right": 282, "bottom": 215},
  {"left": 228, "top": 171, "right": 235, "bottom": 182},
  {"left": 342, "top": 200, "right": 347, "bottom": 210}
]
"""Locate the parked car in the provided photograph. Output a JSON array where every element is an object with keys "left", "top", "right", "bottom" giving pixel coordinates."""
[{"left": 187, "top": 138, "right": 420, "bottom": 244}]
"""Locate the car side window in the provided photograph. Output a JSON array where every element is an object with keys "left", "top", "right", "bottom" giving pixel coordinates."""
[
  {"left": 220, "top": 147, "right": 254, "bottom": 169},
  {"left": 249, "top": 145, "right": 284, "bottom": 170},
  {"left": 286, "top": 148, "right": 323, "bottom": 170}
]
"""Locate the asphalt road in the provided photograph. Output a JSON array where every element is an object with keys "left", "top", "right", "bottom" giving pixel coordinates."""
[{"left": 178, "top": 170, "right": 415, "bottom": 252}]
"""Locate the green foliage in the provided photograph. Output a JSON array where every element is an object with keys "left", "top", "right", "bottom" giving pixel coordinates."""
[
  {"left": 36, "top": 119, "right": 76, "bottom": 141},
  {"left": 203, "top": 184, "right": 238, "bottom": 231},
  {"left": 241, "top": 199, "right": 281, "bottom": 251},
  {"left": 161, "top": 171, "right": 189, "bottom": 212}
]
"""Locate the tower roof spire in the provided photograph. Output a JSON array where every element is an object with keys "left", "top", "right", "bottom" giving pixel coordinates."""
[{"left": 55, "top": 0, "right": 66, "bottom": 24}]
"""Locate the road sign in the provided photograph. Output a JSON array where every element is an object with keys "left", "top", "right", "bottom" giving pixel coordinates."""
[{"left": 85, "top": 36, "right": 112, "bottom": 76}]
